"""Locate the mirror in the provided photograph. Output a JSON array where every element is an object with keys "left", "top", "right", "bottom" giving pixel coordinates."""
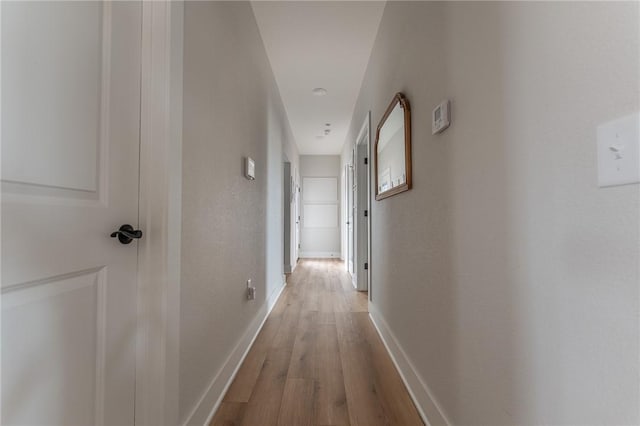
[{"left": 375, "top": 93, "right": 411, "bottom": 200}]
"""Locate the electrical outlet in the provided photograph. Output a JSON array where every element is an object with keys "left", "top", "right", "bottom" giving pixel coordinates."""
[{"left": 247, "top": 279, "right": 256, "bottom": 300}]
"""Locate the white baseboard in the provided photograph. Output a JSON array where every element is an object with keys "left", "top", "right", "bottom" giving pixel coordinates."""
[
  {"left": 299, "top": 251, "right": 341, "bottom": 258},
  {"left": 368, "top": 304, "right": 450, "bottom": 426},
  {"left": 182, "top": 281, "right": 287, "bottom": 426}
]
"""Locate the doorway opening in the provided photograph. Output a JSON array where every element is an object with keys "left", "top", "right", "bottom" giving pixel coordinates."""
[
  {"left": 344, "top": 113, "right": 371, "bottom": 293},
  {"left": 345, "top": 161, "right": 355, "bottom": 278},
  {"left": 354, "top": 113, "right": 371, "bottom": 293},
  {"left": 284, "top": 160, "right": 294, "bottom": 273},
  {"left": 284, "top": 159, "right": 301, "bottom": 274},
  {"left": 282, "top": 161, "right": 292, "bottom": 274}
]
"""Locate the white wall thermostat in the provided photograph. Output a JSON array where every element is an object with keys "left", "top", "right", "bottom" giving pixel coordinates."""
[
  {"left": 432, "top": 100, "right": 451, "bottom": 135},
  {"left": 245, "top": 157, "right": 256, "bottom": 180}
]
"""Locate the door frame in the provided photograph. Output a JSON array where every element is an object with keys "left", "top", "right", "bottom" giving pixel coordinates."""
[
  {"left": 345, "top": 162, "right": 355, "bottom": 275},
  {"left": 294, "top": 173, "right": 301, "bottom": 266},
  {"left": 283, "top": 160, "right": 292, "bottom": 273},
  {"left": 351, "top": 146, "right": 357, "bottom": 288},
  {"left": 135, "top": 2, "right": 183, "bottom": 425},
  {"left": 355, "top": 112, "right": 371, "bottom": 294}
]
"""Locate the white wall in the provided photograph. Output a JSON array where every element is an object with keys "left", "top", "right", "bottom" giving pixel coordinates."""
[
  {"left": 300, "top": 155, "right": 341, "bottom": 258},
  {"left": 180, "top": 2, "right": 298, "bottom": 423},
  {"left": 343, "top": 2, "right": 639, "bottom": 424}
]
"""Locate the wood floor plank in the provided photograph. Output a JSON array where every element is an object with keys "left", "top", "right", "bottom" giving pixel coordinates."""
[
  {"left": 210, "top": 402, "right": 246, "bottom": 426},
  {"left": 277, "top": 378, "right": 316, "bottom": 426},
  {"left": 239, "top": 348, "right": 292, "bottom": 426},
  {"left": 336, "top": 312, "right": 390, "bottom": 426},
  {"left": 356, "top": 314, "right": 423, "bottom": 425},
  {"left": 212, "top": 260, "right": 423, "bottom": 426},
  {"left": 330, "top": 268, "right": 352, "bottom": 314},
  {"left": 270, "top": 286, "right": 291, "bottom": 317},
  {"left": 223, "top": 316, "right": 283, "bottom": 402},
  {"left": 347, "top": 289, "right": 369, "bottom": 313},
  {"left": 315, "top": 324, "right": 350, "bottom": 426},
  {"left": 302, "top": 281, "right": 320, "bottom": 312},
  {"left": 288, "top": 310, "right": 318, "bottom": 379},
  {"left": 332, "top": 291, "right": 351, "bottom": 313},
  {"left": 318, "top": 289, "right": 336, "bottom": 325},
  {"left": 270, "top": 291, "right": 303, "bottom": 351}
]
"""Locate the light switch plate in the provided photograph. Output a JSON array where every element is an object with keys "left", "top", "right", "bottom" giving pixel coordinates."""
[{"left": 597, "top": 112, "right": 640, "bottom": 187}]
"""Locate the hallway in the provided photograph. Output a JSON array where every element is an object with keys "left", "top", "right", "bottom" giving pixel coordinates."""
[
  {"left": 211, "top": 260, "right": 423, "bottom": 426},
  {"left": 2, "top": 1, "right": 638, "bottom": 424}
]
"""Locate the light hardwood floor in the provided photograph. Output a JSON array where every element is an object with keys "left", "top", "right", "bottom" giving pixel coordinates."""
[{"left": 211, "top": 259, "right": 424, "bottom": 426}]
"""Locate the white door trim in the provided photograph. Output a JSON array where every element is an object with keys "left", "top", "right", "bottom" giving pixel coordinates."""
[
  {"left": 355, "top": 112, "right": 371, "bottom": 294},
  {"left": 136, "top": 2, "right": 183, "bottom": 425},
  {"left": 356, "top": 111, "right": 373, "bottom": 300}
]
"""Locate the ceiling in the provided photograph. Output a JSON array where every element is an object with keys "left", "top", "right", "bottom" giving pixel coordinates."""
[{"left": 251, "top": 1, "right": 385, "bottom": 155}]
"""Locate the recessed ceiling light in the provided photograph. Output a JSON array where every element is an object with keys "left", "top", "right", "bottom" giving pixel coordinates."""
[
  {"left": 312, "top": 87, "right": 328, "bottom": 96},
  {"left": 325, "top": 123, "right": 331, "bottom": 127}
]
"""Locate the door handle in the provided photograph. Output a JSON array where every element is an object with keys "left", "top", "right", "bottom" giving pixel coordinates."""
[{"left": 111, "top": 224, "right": 143, "bottom": 245}]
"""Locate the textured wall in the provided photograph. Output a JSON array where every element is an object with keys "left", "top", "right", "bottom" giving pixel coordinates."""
[
  {"left": 343, "top": 2, "right": 639, "bottom": 424},
  {"left": 180, "top": 1, "right": 298, "bottom": 421}
]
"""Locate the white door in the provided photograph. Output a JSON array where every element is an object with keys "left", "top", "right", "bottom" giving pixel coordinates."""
[
  {"left": 2, "top": 2, "right": 142, "bottom": 425},
  {"left": 295, "top": 181, "right": 300, "bottom": 263},
  {"left": 346, "top": 163, "right": 355, "bottom": 276},
  {"left": 351, "top": 148, "right": 358, "bottom": 287},
  {"left": 355, "top": 142, "right": 369, "bottom": 292}
]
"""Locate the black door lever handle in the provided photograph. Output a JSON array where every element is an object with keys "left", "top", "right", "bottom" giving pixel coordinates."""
[{"left": 111, "top": 224, "right": 143, "bottom": 244}]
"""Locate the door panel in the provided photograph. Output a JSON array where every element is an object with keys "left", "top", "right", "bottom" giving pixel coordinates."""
[
  {"left": 301, "top": 177, "right": 340, "bottom": 256},
  {"left": 1, "top": 2, "right": 142, "bottom": 425},
  {"left": 3, "top": 2, "right": 103, "bottom": 192},
  {"left": 352, "top": 148, "right": 357, "bottom": 287},
  {"left": 356, "top": 142, "right": 369, "bottom": 291},
  {"left": 295, "top": 179, "right": 300, "bottom": 262},
  {"left": 347, "top": 162, "right": 354, "bottom": 276},
  {"left": 2, "top": 270, "right": 105, "bottom": 426}
]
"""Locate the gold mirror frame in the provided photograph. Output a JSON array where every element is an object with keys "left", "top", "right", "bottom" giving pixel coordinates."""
[{"left": 374, "top": 92, "right": 412, "bottom": 201}]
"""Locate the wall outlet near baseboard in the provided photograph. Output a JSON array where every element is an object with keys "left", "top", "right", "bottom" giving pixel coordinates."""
[{"left": 247, "top": 279, "right": 256, "bottom": 300}]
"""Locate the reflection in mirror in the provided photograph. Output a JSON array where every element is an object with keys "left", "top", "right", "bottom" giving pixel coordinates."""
[{"left": 375, "top": 93, "right": 411, "bottom": 200}]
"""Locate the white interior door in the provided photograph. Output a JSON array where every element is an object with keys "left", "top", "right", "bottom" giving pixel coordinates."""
[
  {"left": 2, "top": 2, "right": 142, "bottom": 425},
  {"left": 355, "top": 142, "right": 369, "bottom": 292},
  {"left": 283, "top": 162, "right": 293, "bottom": 272},
  {"left": 346, "top": 163, "right": 355, "bottom": 276},
  {"left": 295, "top": 180, "right": 301, "bottom": 263},
  {"left": 351, "top": 148, "right": 358, "bottom": 287}
]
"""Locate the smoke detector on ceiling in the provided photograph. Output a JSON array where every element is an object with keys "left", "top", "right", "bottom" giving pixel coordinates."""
[{"left": 312, "top": 87, "right": 328, "bottom": 96}]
